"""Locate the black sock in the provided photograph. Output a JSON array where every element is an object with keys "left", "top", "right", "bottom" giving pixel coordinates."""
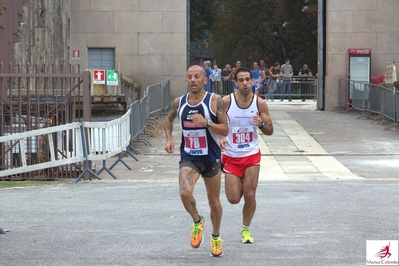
[
  {"left": 194, "top": 217, "right": 201, "bottom": 224},
  {"left": 212, "top": 234, "right": 219, "bottom": 238}
]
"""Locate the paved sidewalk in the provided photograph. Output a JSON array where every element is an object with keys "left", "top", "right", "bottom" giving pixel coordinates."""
[{"left": 105, "top": 100, "right": 399, "bottom": 181}]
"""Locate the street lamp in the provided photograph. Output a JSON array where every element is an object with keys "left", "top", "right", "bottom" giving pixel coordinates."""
[
  {"left": 282, "top": 21, "right": 288, "bottom": 59},
  {"left": 272, "top": 27, "right": 278, "bottom": 62},
  {"left": 302, "top": 2, "right": 309, "bottom": 64}
]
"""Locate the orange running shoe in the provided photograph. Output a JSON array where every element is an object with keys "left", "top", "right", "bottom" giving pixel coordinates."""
[
  {"left": 190, "top": 216, "right": 205, "bottom": 248},
  {"left": 210, "top": 236, "right": 224, "bottom": 257}
]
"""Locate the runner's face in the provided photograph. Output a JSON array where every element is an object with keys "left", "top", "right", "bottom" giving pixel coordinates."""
[
  {"left": 186, "top": 67, "right": 206, "bottom": 93},
  {"left": 235, "top": 71, "right": 253, "bottom": 95}
]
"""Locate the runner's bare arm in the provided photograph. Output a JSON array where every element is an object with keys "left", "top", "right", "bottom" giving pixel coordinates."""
[
  {"left": 257, "top": 98, "right": 273, "bottom": 136},
  {"left": 219, "top": 95, "right": 231, "bottom": 151},
  {"left": 164, "top": 98, "right": 179, "bottom": 153},
  {"left": 211, "top": 94, "right": 229, "bottom": 136},
  {"left": 222, "top": 94, "right": 231, "bottom": 113}
]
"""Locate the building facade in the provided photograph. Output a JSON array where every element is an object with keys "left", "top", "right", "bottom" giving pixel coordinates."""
[
  {"left": 324, "top": 0, "right": 399, "bottom": 110},
  {"left": 70, "top": 0, "right": 187, "bottom": 99},
  {"left": 0, "top": 0, "right": 71, "bottom": 67}
]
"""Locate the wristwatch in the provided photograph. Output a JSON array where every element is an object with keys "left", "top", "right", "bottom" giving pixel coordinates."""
[
  {"left": 258, "top": 121, "right": 265, "bottom": 129},
  {"left": 207, "top": 119, "right": 213, "bottom": 128}
]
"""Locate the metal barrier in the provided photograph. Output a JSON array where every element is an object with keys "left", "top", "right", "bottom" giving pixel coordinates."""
[
  {"left": 346, "top": 81, "right": 368, "bottom": 117},
  {"left": 81, "top": 108, "right": 132, "bottom": 180},
  {"left": 0, "top": 80, "right": 171, "bottom": 180},
  {"left": 145, "top": 83, "right": 163, "bottom": 116},
  {"left": 162, "top": 80, "right": 171, "bottom": 116},
  {"left": 0, "top": 122, "right": 84, "bottom": 178},
  {"left": 381, "top": 88, "right": 398, "bottom": 131},
  {"left": 217, "top": 76, "right": 317, "bottom": 100},
  {"left": 137, "top": 94, "right": 154, "bottom": 140},
  {"left": 334, "top": 78, "right": 398, "bottom": 131},
  {"left": 395, "top": 89, "right": 399, "bottom": 129},
  {"left": 365, "top": 84, "right": 383, "bottom": 123},
  {"left": 127, "top": 100, "right": 142, "bottom": 155}
]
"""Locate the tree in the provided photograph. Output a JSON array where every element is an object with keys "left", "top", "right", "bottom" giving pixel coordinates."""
[
  {"left": 190, "top": 0, "right": 214, "bottom": 42},
  {"left": 210, "top": 0, "right": 318, "bottom": 71}
]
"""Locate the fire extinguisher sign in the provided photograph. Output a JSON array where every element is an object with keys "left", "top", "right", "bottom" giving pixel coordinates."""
[{"left": 93, "top": 70, "right": 105, "bottom": 84}]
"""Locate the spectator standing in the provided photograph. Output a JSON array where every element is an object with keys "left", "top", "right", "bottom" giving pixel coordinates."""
[
  {"left": 232, "top": 61, "right": 242, "bottom": 91},
  {"left": 212, "top": 64, "right": 222, "bottom": 95},
  {"left": 203, "top": 60, "right": 213, "bottom": 93},
  {"left": 232, "top": 60, "right": 242, "bottom": 76},
  {"left": 164, "top": 65, "right": 229, "bottom": 257},
  {"left": 265, "top": 62, "right": 282, "bottom": 101},
  {"left": 222, "top": 64, "right": 234, "bottom": 94},
  {"left": 280, "top": 59, "right": 293, "bottom": 101},
  {"left": 221, "top": 67, "right": 274, "bottom": 243},
  {"left": 298, "top": 64, "right": 312, "bottom": 101},
  {"left": 251, "top": 62, "right": 261, "bottom": 96},
  {"left": 258, "top": 58, "right": 269, "bottom": 93},
  {"left": 259, "top": 58, "right": 268, "bottom": 75}
]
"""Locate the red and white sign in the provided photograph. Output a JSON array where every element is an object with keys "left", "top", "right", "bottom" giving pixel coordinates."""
[
  {"left": 72, "top": 50, "right": 80, "bottom": 60},
  {"left": 348, "top": 48, "right": 371, "bottom": 55},
  {"left": 93, "top": 70, "right": 105, "bottom": 84}
]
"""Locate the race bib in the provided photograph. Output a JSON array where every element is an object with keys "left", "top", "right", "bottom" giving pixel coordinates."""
[
  {"left": 183, "top": 129, "right": 208, "bottom": 155},
  {"left": 232, "top": 126, "right": 254, "bottom": 148}
]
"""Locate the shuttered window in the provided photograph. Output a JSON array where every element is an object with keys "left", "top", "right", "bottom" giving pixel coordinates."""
[{"left": 88, "top": 48, "right": 115, "bottom": 69}]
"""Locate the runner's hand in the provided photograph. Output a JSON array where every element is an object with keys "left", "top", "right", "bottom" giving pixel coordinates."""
[
  {"left": 165, "top": 140, "right": 174, "bottom": 153},
  {"left": 253, "top": 112, "right": 262, "bottom": 127},
  {"left": 220, "top": 136, "right": 227, "bottom": 152}
]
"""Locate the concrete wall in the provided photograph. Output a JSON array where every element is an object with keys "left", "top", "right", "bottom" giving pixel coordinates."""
[
  {"left": 325, "top": 0, "right": 399, "bottom": 110},
  {"left": 14, "top": 0, "right": 71, "bottom": 65},
  {"left": 70, "top": 0, "right": 187, "bottom": 99}
]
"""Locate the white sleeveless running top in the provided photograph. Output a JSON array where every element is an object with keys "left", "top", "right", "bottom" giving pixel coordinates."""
[{"left": 224, "top": 93, "right": 260, "bottom": 157}]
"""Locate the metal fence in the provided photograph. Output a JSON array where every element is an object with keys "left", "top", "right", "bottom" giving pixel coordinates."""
[
  {"left": 145, "top": 83, "right": 163, "bottom": 116},
  {"left": 333, "top": 79, "right": 399, "bottom": 131},
  {"left": 0, "top": 122, "right": 84, "bottom": 178},
  {"left": 0, "top": 79, "right": 171, "bottom": 181},
  {"left": 162, "top": 80, "right": 171, "bottom": 115},
  {"left": 80, "top": 108, "right": 132, "bottom": 181},
  {"left": 213, "top": 76, "right": 317, "bottom": 100},
  {"left": 0, "top": 63, "right": 91, "bottom": 180}
]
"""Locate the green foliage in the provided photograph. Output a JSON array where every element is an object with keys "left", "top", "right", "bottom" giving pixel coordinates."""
[
  {"left": 0, "top": 181, "right": 61, "bottom": 189},
  {"left": 209, "top": 0, "right": 318, "bottom": 72},
  {"left": 190, "top": 0, "right": 214, "bottom": 42}
]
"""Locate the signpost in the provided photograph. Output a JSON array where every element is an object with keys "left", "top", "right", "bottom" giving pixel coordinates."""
[
  {"left": 106, "top": 70, "right": 119, "bottom": 86},
  {"left": 72, "top": 50, "right": 80, "bottom": 60},
  {"left": 93, "top": 70, "right": 105, "bottom": 84}
]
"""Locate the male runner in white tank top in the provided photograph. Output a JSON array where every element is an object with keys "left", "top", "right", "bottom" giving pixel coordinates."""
[{"left": 221, "top": 67, "right": 274, "bottom": 244}]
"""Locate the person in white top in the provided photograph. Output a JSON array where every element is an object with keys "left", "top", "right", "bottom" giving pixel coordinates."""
[
  {"left": 211, "top": 64, "right": 222, "bottom": 95},
  {"left": 221, "top": 67, "right": 273, "bottom": 244}
]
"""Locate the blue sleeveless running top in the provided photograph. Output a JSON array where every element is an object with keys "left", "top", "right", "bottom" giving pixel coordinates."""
[{"left": 178, "top": 92, "right": 221, "bottom": 162}]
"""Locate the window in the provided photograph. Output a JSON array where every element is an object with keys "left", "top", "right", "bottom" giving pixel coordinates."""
[{"left": 88, "top": 48, "right": 115, "bottom": 70}]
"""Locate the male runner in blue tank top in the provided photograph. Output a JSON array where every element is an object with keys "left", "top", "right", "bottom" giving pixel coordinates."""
[
  {"left": 221, "top": 67, "right": 274, "bottom": 244},
  {"left": 164, "top": 65, "right": 228, "bottom": 257}
]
